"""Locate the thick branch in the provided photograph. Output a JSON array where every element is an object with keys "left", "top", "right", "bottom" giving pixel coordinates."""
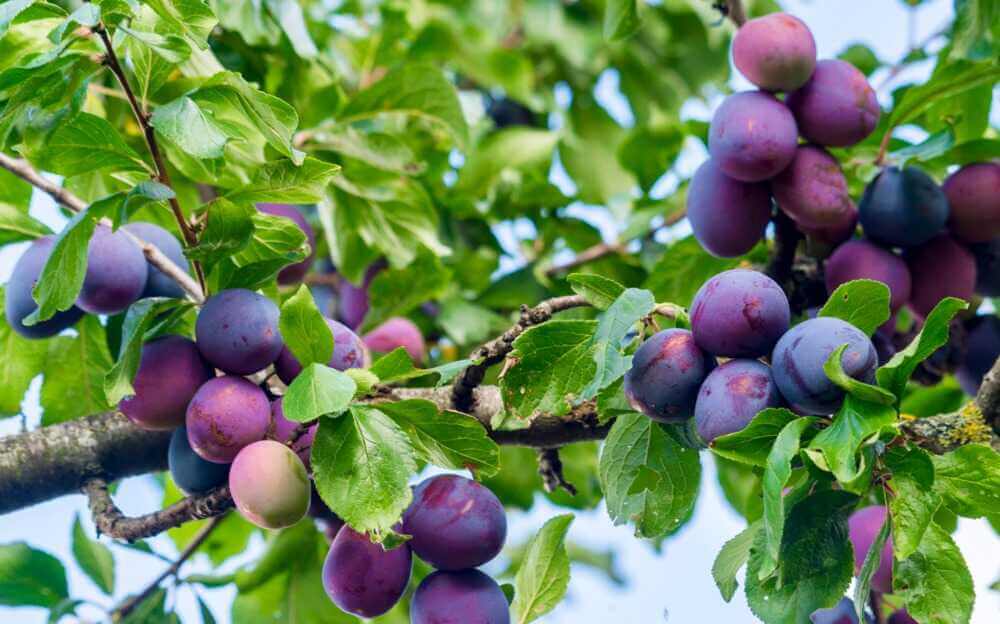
[
  {"left": 899, "top": 403, "right": 998, "bottom": 454},
  {"left": 975, "top": 356, "right": 1000, "bottom": 434}
]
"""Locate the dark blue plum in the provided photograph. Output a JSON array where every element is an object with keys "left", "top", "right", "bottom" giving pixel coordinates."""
[
  {"left": 195, "top": 289, "right": 283, "bottom": 375},
  {"left": 810, "top": 598, "right": 862, "bottom": 624},
  {"left": 322, "top": 525, "right": 412, "bottom": 618},
  {"left": 771, "top": 317, "right": 878, "bottom": 415},
  {"left": 956, "top": 316, "right": 1000, "bottom": 396},
  {"left": 943, "top": 162, "right": 1000, "bottom": 243},
  {"left": 402, "top": 474, "right": 507, "bottom": 571},
  {"left": 623, "top": 329, "right": 716, "bottom": 423},
  {"left": 411, "top": 569, "right": 510, "bottom": 624},
  {"left": 168, "top": 426, "right": 230, "bottom": 495},
  {"left": 970, "top": 239, "right": 1000, "bottom": 297},
  {"left": 77, "top": 224, "right": 148, "bottom": 314},
  {"left": 858, "top": 166, "right": 949, "bottom": 248},
  {"left": 691, "top": 269, "right": 790, "bottom": 358},
  {"left": 4, "top": 236, "right": 84, "bottom": 338},
  {"left": 695, "top": 359, "right": 782, "bottom": 443},
  {"left": 123, "top": 222, "right": 189, "bottom": 299}
]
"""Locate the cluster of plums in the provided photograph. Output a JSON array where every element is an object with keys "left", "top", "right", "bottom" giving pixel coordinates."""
[
  {"left": 626, "top": 268, "right": 881, "bottom": 442},
  {"left": 322, "top": 474, "right": 511, "bottom": 623}
]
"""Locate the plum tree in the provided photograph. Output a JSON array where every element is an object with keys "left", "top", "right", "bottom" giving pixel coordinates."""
[
  {"left": 732, "top": 13, "right": 816, "bottom": 92},
  {"left": 410, "top": 569, "right": 510, "bottom": 624},
  {"left": 707, "top": 91, "right": 798, "bottom": 182},
  {"left": 848, "top": 505, "right": 893, "bottom": 594},
  {"left": 77, "top": 224, "right": 147, "bottom": 315},
  {"left": 686, "top": 159, "right": 772, "bottom": 258},
  {"left": 810, "top": 597, "right": 864, "bottom": 624},
  {"left": 270, "top": 397, "right": 316, "bottom": 467},
  {"left": 4, "top": 236, "right": 84, "bottom": 338},
  {"left": 825, "top": 240, "right": 912, "bottom": 312},
  {"left": 956, "top": 316, "right": 1000, "bottom": 396},
  {"left": 623, "top": 328, "right": 715, "bottom": 423},
  {"left": 772, "top": 317, "right": 878, "bottom": 415},
  {"left": 120, "top": 336, "right": 214, "bottom": 431},
  {"left": 942, "top": 162, "right": 1000, "bottom": 243},
  {"left": 168, "top": 426, "right": 229, "bottom": 495},
  {"left": 195, "top": 289, "right": 283, "bottom": 375},
  {"left": 691, "top": 269, "right": 790, "bottom": 358},
  {"left": 858, "top": 167, "right": 950, "bottom": 248},
  {"left": 274, "top": 317, "right": 368, "bottom": 384},
  {"left": 905, "top": 234, "right": 976, "bottom": 319},
  {"left": 185, "top": 376, "right": 270, "bottom": 463},
  {"left": 402, "top": 474, "right": 507, "bottom": 570},
  {"left": 123, "top": 222, "right": 189, "bottom": 299},
  {"left": 362, "top": 316, "right": 426, "bottom": 362},
  {"left": 786, "top": 59, "right": 879, "bottom": 147},
  {"left": 970, "top": 239, "right": 1000, "bottom": 296},
  {"left": 322, "top": 525, "right": 412, "bottom": 618},
  {"left": 694, "top": 359, "right": 782, "bottom": 443},
  {"left": 229, "top": 440, "right": 310, "bottom": 529},
  {"left": 771, "top": 145, "right": 855, "bottom": 230},
  {"left": 257, "top": 203, "right": 315, "bottom": 284}
]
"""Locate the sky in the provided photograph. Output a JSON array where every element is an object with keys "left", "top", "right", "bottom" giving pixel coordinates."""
[{"left": 2, "top": 1, "right": 999, "bottom": 623}]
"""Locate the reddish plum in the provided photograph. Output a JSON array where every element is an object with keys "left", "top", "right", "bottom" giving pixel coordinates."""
[
  {"left": 363, "top": 317, "right": 426, "bottom": 362},
  {"left": 772, "top": 145, "right": 855, "bottom": 230},
  {"left": 787, "top": 59, "right": 879, "bottom": 147},
  {"left": 691, "top": 269, "right": 790, "bottom": 358},
  {"left": 825, "top": 240, "right": 912, "bottom": 312},
  {"left": 732, "top": 13, "right": 816, "bottom": 92},
  {"left": 686, "top": 159, "right": 772, "bottom": 258},
  {"left": 270, "top": 397, "right": 316, "bottom": 467},
  {"left": 708, "top": 91, "right": 798, "bottom": 182},
  {"left": 695, "top": 359, "right": 782, "bottom": 443},
  {"left": 322, "top": 525, "right": 412, "bottom": 618},
  {"left": 905, "top": 235, "right": 976, "bottom": 320},
  {"left": 185, "top": 376, "right": 270, "bottom": 463},
  {"left": 120, "top": 335, "right": 214, "bottom": 431},
  {"left": 230, "top": 440, "right": 310, "bottom": 529},
  {"left": 848, "top": 505, "right": 893, "bottom": 594},
  {"left": 411, "top": 569, "right": 510, "bottom": 624},
  {"left": 943, "top": 162, "right": 1000, "bottom": 243}
]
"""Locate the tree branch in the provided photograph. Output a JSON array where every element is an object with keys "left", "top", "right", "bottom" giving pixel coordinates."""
[{"left": 537, "top": 448, "right": 577, "bottom": 495}]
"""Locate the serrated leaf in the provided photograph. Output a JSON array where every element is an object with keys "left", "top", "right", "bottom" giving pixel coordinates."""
[
  {"left": 187, "top": 198, "right": 255, "bottom": 264},
  {"left": 894, "top": 522, "right": 975, "bottom": 624},
  {"left": 224, "top": 158, "right": 340, "bottom": 205},
  {"left": 37, "top": 112, "right": 150, "bottom": 177},
  {"left": 0, "top": 288, "right": 47, "bottom": 416},
  {"left": 818, "top": 279, "right": 891, "bottom": 336},
  {"left": 145, "top": 0, "right": 218, "bottom": 49},
  {"left": 579, "top": 288, "right": 655, "bottom": 402},
  {"left": 932, "top": 444, "right": 1000, "bottom": 517},
  {"left": 823, "top": 344, "right": 896, "bottom": 405},
  {"left": 71, "top": 515, "right": 115, "bottom": 595},
  {"left": 511, "top": 514, "right": 574, "bottom": 624},
  {"left": 0, "top": 542, "right": 68, "bottom": 607},
  {"left": 40, "top": 316, "right": 113, "bottom": 425},
  {"left": 282, "top": 363, "right": 356, "bottom": 423},
  {"left": 363, "top": 254, "right": 451, "bottom": 331},
  {"left": 279, "top": 286, "right": 332, "bottom": 368},
  {"left": 378, "top": 399, "right": 500, "bottom": 477},
  {"left": 598, "top": 413, "right": 701, "bottom": 538},
  {"left": 104, "top": 297, "right": 184, "bottom": 405},
  {"left": 886, "top": 446, "right": 941, "bottom": 559},
  {"left": 712, "top": 521, "right": 760, "bottom": 602},
  {"left": 808, "top": 394, "right": 897, "bottom": 486},
  {"left": 368, "top": 347, "right": 472, "bottom": 387},
  {"left": 151, "top": 96, "right": 228, "bottom": 159},
  {"left": 710, "top": 408, "right": 800, "bottom": 468},
  {"left": 312, "top": 405, "right": 417, "bottom": 536},
  {"left": 567, "top": 273, "right": 625, "bottom": 310},
  {"left": 889, "top": 59, "right": 1000, "bottom": 129}
]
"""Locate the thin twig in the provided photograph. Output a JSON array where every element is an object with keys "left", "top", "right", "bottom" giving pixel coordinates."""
[
  {"left": 536, "top": 448, "right": 577, "bottom": 495},
  {"left": 111, "top": 516, "right": 224, "bottom": 622},
  {"left": 726, "top": 0, "right": 748, "bottom": 27}
]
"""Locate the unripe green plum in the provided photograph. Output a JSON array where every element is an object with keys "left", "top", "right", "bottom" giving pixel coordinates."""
[{"left": 229, "top": 440, "right": 311, "bottom": 529}]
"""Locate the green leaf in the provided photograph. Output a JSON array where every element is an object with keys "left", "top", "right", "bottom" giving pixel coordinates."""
[
  {"left": 890, "top": 129, "right": 955, "bottom": 166},
  {"left": 0, "top": 288, "right": 47, "bottom": 416},
  {"left": 932, "top": 444, "right": 1000, "bottom": 517},
  {"left": 279, "top": 286, "right": 333, "bottom": 369},
  {"left": 604, "top": 0, "right": 641, "bottom": 41},
  {"left": 186, "top": 198, "right": 255, "bottom": 264},
  {"left": 745, "top": 491, "right": 857, "bottom": 624},
  {"left": 311, "top": 405, "right": 417, "bottom": 536},
  {"left": 47, "top": 3, "right": 100, "bottom": 45},
  {"left": 807, "top": 395, "right": 896, "bottom": 486},
  {"left": 223, "top": 210, "right": 309, "bottom": 289},
  {"left": 853, "top": 511, "right": 890, "bottom": 621},
  {"left": 224, "top": 158, "right": 340, "bottom": 205},
  {"left": 710, "top": 408, "right": 800, "bottom": 468},
  {"left": 0, "top": 542, "right": 68, "bottom": 607},
  {"left": 888, "top": 59, "right": 1000, "bottom": 129},
  {"left": 36, "top": 112, "right": 150, "bottom": 177},
  {"left": 104, "top": 298, "right": 184, "bottom": 405},
  {"left": 282, "top": 364, "right": 356, "bottom": 423},
  {"left": 644, "top": 236, "right": 748, "bottom": 307},
  {"left": 151, "top": 96, "right": 228, "bottom": 159},
  {"left": 0, "top": 0, "right": 47, "bottom": 38},
  {"left": 40, "top": 316, "right": 113, "bottom": 425},
  {"left": 712, "top": 521, "right": 760, "bottom": 602},
  {"left": 758, "top": 416, "right": 816, "bottom": 579},
  {"left": 823, "top": 344, "right": 896, "bottom": 405},
  {"left": 886, "top": 446, "right": 941, "bottom": 559},
  {"left": 599, "top": 413, "right": 701, "bottom": 538},
  {"left": 567, "top": 273, "right": 625, "bottom": 310},
  {"left": 511, "top": 514, "right": 574, "bottom": 624},
  {"left": 71, "top": 515, "right": 115, "bottom": 595},
  {"left": 119, "top": 25, "right": 191, "bottom": 63},
  {"left": 876, "top": 297, "right": 968, "bottom": 400},
  {"left": 341, "top": 63, "right": 468, "bottom": 147},
  {"left": 145, "top": 0, "right": 218, "bottom": 49},
  {"left": 368, "top": 347, "right": 473, "bottom": 386},
  {"left": 818, "top": 279, "right": 891, "bottom": 336},
  {"left": 579, "top": 288, "right": 655, "bottom": 401},
  {"left": 951, "top": 0, "right": 999, "bottom": 60},
  {"left": 454, "top": 127, "right": 558, "bottom": 196},
  {"left": 311, "top": 127, "right": 424, "bottom": 176},
  {"left": 377, "top": 399, "right": 500, "bottom": 477},
  {"left": 363, "top": 254, "right": 451, "bottom": 331},
  {"left": 264, "top": 0, "right": 318, "bottom": 58},
  {"left": 894, "top": 522, "right": 975, "bottom": 624}
]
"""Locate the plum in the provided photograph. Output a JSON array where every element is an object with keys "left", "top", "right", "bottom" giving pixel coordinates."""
[
  {"left": 708, "top": 91, "right": 798, "bottom": 182},
  {"left": 275, "top": 317, "right": 368, "bottom": 384},
  {"left": 810, "top": 597, "right": 863, "bottom": 624},
  {"left": 195, "top": 288, "right": 283, "bottom": 375},
  {"left": 229, "top": 439, "right": 311, "bottom": 529},
  {"left": 848, "top": 505, "right": 893, "bottom": 594},
  {"left": 858, "top": 166, "right": 949, "bottom": 248},
  {"left": 339, "top": 264, "right": 381, "bottom": 329},
  {"left": 486, "top": 96, "right": 541, "bottom": 128},
  {"left": 402, "top": 474, "right": 507, "bottom": 570},
  {"left": 771, "top": 317, "right": 878, "bottom": 415},
  {"left": 4, "top": 236, "right": 84, "bottom": 338},
  {"left": 623, "top": 328, "right": 716, "bottom": 422},
  {"left": 257, "top": 203, "right": 315, "bottom": 284},
  {"left": 905, "top": 234, "right": 976, "bottom": 320},
  {"left": 970, "top": 239, "right": 1000, "bottom": 297},
  {"left": 888, "top": 610, "right": 918, "bottom": 624},
  {"left": 695, "top": 359, "right": 782, "bottom": 444},
  {"left": 943, "top": 162, "right": 1000, "bottom": 243},
  {"left": 786, "top": 59, "right": 879, "bottom": 147},
  {"left": 825, "top": 240, "right": 912, "bottom": 312},
  {"left": 411, "top": 569, "right": 510, "bottom": 624},
  {"left": 168, "top": 425, "right": 229, "bottom": 495},
  {"left": 77, "top": 224, "right": 147, "bottom": 315},
  {"left": 123, "top": 222, "right": 189, "bottom": 299},
  {"left": 955, "top": 316, "right": 1000, "bottom": 396},
  {"left": 732, "top": 13, "right": 816, "bottom": 92},
  {"left": 185, "top": 376, "right": 270, "bottom": 463},
  {"left": 322, "top": 525, "right": 412, "bottom": 618},
  {"left": 362, "top": 316, "right": 426, "bottom": 362},
  {"left": 270, "top": 397, "right": 316, "bottom": 467},
  {"left": 799, "top": 204, "right": 858, "bottom": 248},
  {"left": 120, "top": 335, "right": 214, "bottom": 431},
  {"left": 686, "top": 159, "right": 772, "bottom": 258},
  {"left": 772, "top": 145, "right": 855, "bottom": 230},
  {"left": 691, "top": 269, "right": 790, "bottom": 358},
  {"left": 873, "top": 329, "right": 896, "bottom": 366}
]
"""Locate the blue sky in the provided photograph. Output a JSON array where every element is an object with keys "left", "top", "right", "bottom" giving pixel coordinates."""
[{"left": 2, "top": 1, "right": 998, "bottom": 622}]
